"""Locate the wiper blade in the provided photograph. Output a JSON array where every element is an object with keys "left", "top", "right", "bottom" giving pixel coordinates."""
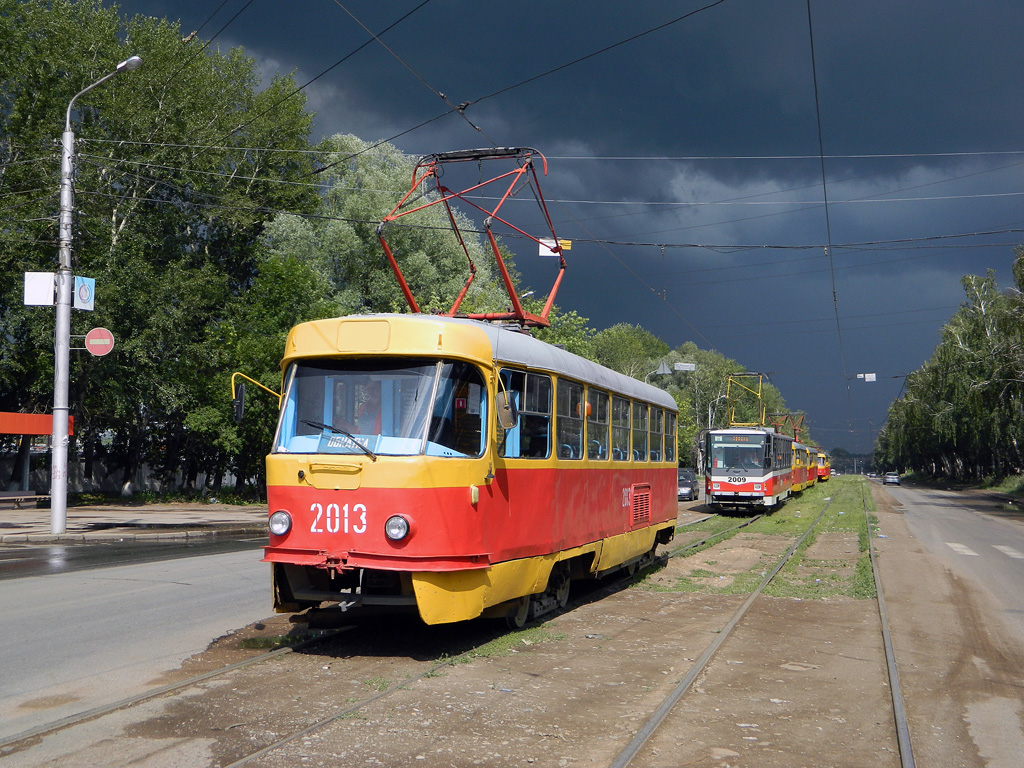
[{"left": 301, "top": 419, "right": 378, "bottom": 461}]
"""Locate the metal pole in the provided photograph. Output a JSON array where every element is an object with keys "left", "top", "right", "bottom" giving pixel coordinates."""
[
  {"left": 50, "top": 56, "right": 141, "bottom": 535},
  {"left": 50, "top": 129, "right": 75, "bottom": 534}
]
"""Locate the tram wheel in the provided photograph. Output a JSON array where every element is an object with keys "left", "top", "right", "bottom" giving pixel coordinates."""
[
  {"left": 552, "top": 565, "right": 571, "bottom": 608},
  {"left": 505, "top": 596, "right": 530, "bottom": 629}
]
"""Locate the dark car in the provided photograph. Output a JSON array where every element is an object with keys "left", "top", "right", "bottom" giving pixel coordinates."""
[{"left": 677, "top": 469, "right": 699, "bottom": 501}]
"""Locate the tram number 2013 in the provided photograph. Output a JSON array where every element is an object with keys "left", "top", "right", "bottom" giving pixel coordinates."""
[{"left": 310, "top": 502, "right": 367, "bottom": 534}]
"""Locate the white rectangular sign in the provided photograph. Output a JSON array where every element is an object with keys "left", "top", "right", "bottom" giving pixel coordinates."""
[{"left": 23, "top": 272, "right": 55, "bottom": 306}]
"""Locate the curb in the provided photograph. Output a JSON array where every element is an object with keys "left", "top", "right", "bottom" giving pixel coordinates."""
[{"left": 0, "top": 525, "right": 267, "bottom": 545}]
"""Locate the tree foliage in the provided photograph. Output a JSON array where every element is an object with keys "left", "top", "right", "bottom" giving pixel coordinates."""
[
  {"left": 590, "top": 323, "right": 670, "bottom": 379},
  {"left": 1, "top": 0, "right": 319, "bottom": 493},
  {"left": 258, "top": 133, "right": 513, "bottom": 318},
  {"left": 874, "top": 255, "right": 1024, "bottom": 481}
]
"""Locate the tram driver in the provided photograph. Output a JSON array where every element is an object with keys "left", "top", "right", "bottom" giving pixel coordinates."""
[
  {"left": 335, "top": 378, "right": 382, "bottom": 435},
  {"left": 740, "top": 448, "right": 761, "bottom": 470}
]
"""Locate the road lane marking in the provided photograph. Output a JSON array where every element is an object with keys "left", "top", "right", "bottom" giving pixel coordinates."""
[
  {"left": 993, "top": 545, "right": 1024, "bottom": 559},
  {"left": 946, "top": 543, "right": 979, "bottom": 556}
]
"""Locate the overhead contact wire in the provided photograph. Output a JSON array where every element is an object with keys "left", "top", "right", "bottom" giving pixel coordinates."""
[{"left": 806, "top": 0, "right": 854, "bottom": 433}]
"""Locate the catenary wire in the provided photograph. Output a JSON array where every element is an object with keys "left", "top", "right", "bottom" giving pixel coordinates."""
[{"left": 807, "top": 0, "right": 853, "bottom": 434}]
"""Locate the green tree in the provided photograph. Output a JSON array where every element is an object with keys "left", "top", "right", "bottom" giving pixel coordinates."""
[
  {"left": 0, "top": 0, "right": 319, "bottom": 493},
  {"left": 590, "top": 323, "right": 670, "bottom": 379},
  {"left": 273, "top": 133, "right": 512, "bottom": 317},
  {"left": 875, "top": 263, "right": 1024, "bottom": 481},
  {"left": 531, "top": 307, "right": 595, "bottom": 359}
]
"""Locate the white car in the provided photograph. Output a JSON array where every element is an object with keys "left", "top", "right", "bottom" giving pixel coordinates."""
[{"left": 883, "top": 472, "right": 900, "bottom": 486}]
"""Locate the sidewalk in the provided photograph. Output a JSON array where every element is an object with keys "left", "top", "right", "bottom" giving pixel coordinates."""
[{"left": 0, "top": 502, "right": 268, "bottom": 544}]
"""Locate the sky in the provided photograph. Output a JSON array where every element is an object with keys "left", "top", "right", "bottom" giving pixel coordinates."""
[{"left": 117, "top": 0, "right": 1024, "bottom": 454}]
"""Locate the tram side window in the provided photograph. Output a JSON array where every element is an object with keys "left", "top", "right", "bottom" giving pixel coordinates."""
[
  {"left": 587, "top": 388, "right": 609, "bottom": 459},
  {"left": 611, "top": 396, "right": 630, "bottom": 461},
  {"left": 650, "top": 408, "right": 663, "bottom": 461},
  {"left": 431, "top": 361, "right": 487, "bottom": 457},
  {"left": 632, "top": 402, "right": 648, "bottom": 461},
  {"left": 665, "top": 412, "right": 677, "bottom": 463},
  {"left": 556, "top": 379, "right": 584, "bottom": 460},
  {"left": 500, "top": 369, "right": 551, "bottom": 459}
]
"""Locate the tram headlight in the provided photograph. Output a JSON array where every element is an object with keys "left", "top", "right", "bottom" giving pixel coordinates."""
[
  {"left": 269, "top": 510, "right": 292, "bottom": 536},
  {"left": 384, "top": 515, "right": 410, "bottom": 541}
]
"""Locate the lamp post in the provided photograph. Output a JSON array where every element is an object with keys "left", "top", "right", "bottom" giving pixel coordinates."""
[
  {"left": 50, "top": 55, "right": 141, "bottom": 535},
  {"left": 645, "top": 361, "right": 671, "bottom": 384},
  {"left": 708, "top": 394, "right": 727, "bottom": 430}
]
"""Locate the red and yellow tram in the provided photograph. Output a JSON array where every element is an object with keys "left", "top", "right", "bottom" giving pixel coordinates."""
[
  {"left": 260, "top": 313, "right": 678, "bottom": 626},
  {"left": 792, "top": 441, "right": 815, "bottom": 491},
  {"left": 815, "top": 448, "right": 831, "bottom": 481}
]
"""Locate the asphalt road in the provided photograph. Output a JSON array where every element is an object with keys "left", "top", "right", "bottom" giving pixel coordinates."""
[
  {"left": 0, "top": 536, "right": 265, "bottom": 580},
  {"left": 0, "top": 547, "right": 270, "bottom": 743},
  {"left": 882, "top": 482, "right": 1024, "bottom": 638}
]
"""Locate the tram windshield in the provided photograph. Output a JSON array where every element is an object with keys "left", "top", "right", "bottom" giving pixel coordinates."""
[
  {"left": 706, "top": 432, "right": 766, "bottom": 474},
  {"left": 273, "top": 358, "right": 486, "bottom": 458}
]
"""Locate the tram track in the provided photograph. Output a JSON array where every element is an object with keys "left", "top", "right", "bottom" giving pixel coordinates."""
[
  {"left": 607, "top": 484, "right": 916, "bottom": 768},
  {"left": 0, "top": 627, "right": 356, "bottom": 755},
  {"left": 607, "top": 499, "right": 831, "bottom": 768},
  {"left": 5, "top": 480, "right": 921, "bottom": 767}
]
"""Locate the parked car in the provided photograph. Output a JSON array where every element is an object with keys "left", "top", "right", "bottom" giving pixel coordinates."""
[
  {"left": 677, "top": 469, "right": 699, "bottom": 501},
  {"left": 883, "top": 472, "right": 900, "bottom": 486}
]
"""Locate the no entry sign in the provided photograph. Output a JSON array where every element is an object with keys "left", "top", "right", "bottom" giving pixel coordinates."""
[{"left": 84, "top": 327, "right": 115, "bottom": 357}]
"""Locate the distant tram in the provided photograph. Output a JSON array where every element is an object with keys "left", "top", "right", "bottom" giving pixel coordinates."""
[
  {"left": 259, "top": 313, "right": 679, "bottom": 626},
  {"left": 792, "top": 441, "right": 815, "bottom": 492},
  {"left": 704, "top": 426, "right": 794, "bottom": 510},
  {"left": 816, "top": 449, "right": 831, "bottom": 480}
]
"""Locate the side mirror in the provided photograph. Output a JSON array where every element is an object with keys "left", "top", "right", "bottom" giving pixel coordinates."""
[
  {"left": 232, "top": 381, "right": 246, "bottom": 423},
  {"left": 496, "top": 390, "right": 519, "bottom": 430}
]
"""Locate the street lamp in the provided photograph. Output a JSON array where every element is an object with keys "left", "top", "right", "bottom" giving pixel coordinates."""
[
  {"left": 645, "top": 361, "right": 671, "bottom": 384},
  {"left": 51, "top": 55, "right": 141, "bottom": 535},
  {"left": 708, "top": 394, "right": 727, "bottom": 430}
]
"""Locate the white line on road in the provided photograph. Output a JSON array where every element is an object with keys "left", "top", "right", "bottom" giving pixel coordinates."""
[
  {"left": 946, "top": 542, "right": 979, "bottom": 556},
  {"left": 992, "top": 545, "right": 1024, "bottom": 559}
]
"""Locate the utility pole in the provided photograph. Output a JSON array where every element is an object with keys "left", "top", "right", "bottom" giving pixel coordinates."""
[{"left": 50, "top": 56, "right": 141, "bottom": 535}]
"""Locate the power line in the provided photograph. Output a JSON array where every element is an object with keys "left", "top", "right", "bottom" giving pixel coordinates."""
[
  {"left": 71, "top": 157, "right": 1024, "bottom": 258},
  {"left": 807, "top": 0, "right": 851, "bottom": 435},
  {"left": 193, "top": 0, "right": 435, "bottom": 168},
  {"left": 313, "top": 0, "right": 732, "bottom": 175},
  {"left": 80, "top": 138, "right": 1024, "bottom": 162},
  {"left": 76, "top": 147, "right": 1024, "bottom": 210},
  {"left": 468, "top": 0, "right": 730, "bottom": 109},
  {"left": 157, "top": 0, "right": 257, "bottom": 91},
  {"left": 545, "top": 150, "right": 1024, "bottom": 161}
]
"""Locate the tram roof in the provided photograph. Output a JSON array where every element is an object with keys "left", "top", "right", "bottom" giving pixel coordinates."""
[{"left": 292, "top": 314, "right": 676, "bottom": 410}]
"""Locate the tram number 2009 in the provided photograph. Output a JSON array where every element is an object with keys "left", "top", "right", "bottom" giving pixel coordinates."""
[{"left": 310, "top": 502, "right": 367, "bottom": 534}]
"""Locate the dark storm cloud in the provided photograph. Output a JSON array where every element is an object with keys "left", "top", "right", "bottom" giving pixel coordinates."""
[{"left": 116, "top": 0, "right": 1024, "bottom": 452}]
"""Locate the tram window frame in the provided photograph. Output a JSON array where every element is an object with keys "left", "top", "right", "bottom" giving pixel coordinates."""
[
  {"left": 650, "top": 407, "right": 663, "bottom": 461},
  {"left": 556, "top": 378, "right": 585, "bottom": 460},
  {"left": 499, "top": 368, "right": 552, "bottom": 459},
  {"left": 632, "top": 402, "right": 648, "bottom": 461},
  {"left": 586, "top": 388, "right": 609, "bottom": 460},
  {"left": 611, "top": 396, "right": 630, "bottom": 461},
  {"left": 665, "top": 411, "right": 677, "bottom": 463}
]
